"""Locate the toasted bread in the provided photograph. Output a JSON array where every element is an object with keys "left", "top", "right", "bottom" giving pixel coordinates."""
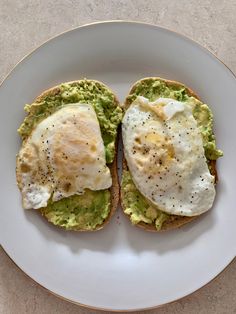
[
  {"left": 121, "top": 77, "right": 218, "bottom": 232},
  {"left": 16, "top": 80, "right": 121, "bottom": 231}
]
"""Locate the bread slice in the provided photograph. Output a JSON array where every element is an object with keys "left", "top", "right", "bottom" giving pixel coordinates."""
[
  {"left": 16, "top": 80, "right": 121, "bottom": 231},
  {"left": 121, "top": 77, "right": 218, "bottom": 232}
]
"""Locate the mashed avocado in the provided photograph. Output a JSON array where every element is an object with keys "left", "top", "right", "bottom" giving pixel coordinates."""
[
  {"left": 41, "top": 189, "right": 110, "bottom": 231},
  {"left": 18, "top": 80, "right": 122, "bottom": 230},
  {"left": 123, "top": 78, "right": 223, "bottom": 230},
  {"left": 121, "top": 170, "right": 169, "bottom": 230}
]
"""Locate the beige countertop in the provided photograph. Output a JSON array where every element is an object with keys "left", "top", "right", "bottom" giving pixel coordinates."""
[{"left": 0, "top": 1, "right": 235, "bottom": 313}]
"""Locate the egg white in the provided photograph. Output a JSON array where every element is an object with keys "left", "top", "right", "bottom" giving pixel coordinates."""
[
  {"left": 122, "top": 96, "right": 216, "bottom": 216},
  {"left": 17, "top": 103, "right": 112, "bottom": 209}
]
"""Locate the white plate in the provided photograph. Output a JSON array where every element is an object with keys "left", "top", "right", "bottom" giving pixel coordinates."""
[{"left": 0, "top": 21, "right": 235, "bottom": 312}]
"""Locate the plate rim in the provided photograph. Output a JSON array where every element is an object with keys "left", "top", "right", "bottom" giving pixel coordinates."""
[
  {"left": 0, "top": 20, "right": 235, "bottom": 312},
  {"left": 1, "top": 248, "right": 235, "bottom": 312}
]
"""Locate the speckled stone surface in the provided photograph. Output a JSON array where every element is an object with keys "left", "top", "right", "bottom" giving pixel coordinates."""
[{"left": 0, "top": 1, "right": 235, "bottom": 313}]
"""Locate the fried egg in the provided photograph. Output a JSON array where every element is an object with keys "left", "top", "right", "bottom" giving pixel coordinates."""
[
  {"left": 17, "top": 103, "right": 112, "bottom": 209},
  {"left": 122, "top": 96, "right": 215, "bottom": 216}
]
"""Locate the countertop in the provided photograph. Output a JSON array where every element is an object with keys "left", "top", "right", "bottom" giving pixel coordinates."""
[{"left": 0, "top": 1, "right": 235, "bottom": 313}]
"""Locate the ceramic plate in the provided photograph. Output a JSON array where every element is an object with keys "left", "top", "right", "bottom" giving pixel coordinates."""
[{"left": 0, "top": 21, "right": 235, "bottom": 311}]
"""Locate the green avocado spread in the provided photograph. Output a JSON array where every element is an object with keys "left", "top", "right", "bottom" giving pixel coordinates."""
[
  {"left": 41, "top": 189, "right": 110, "bottom": 230},
  {"left": 122, "top": 170, "right": 169, "bottom": 230},
  {"left": 122, "top": 78, "right": 223, "bottom": 230},
  {"left": 18, "top": 80, "right": 122, "bottom": 231}
]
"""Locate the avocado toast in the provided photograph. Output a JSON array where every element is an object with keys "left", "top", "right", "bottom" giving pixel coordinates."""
[
  {"left": 121, "top": 77, "right": 222, "bottom": 232},
  {"left": 16, "top": 79, "right": 122, "bottom": 231}
]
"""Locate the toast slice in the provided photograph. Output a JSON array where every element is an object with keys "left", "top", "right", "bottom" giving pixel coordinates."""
[
  {"left": 121, "top": 77, "right": 218, "bottom": 232},
  {"left": 16, "top": 80, "right": 121, "bottom": 231}
]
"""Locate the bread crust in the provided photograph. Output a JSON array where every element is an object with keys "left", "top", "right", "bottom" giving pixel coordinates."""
[
  {"left": 121, "top": 77, "right": 218, "bottom": 232},
  {"left": 16, "top": 80, "right": 120, "bottom": 231}
]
